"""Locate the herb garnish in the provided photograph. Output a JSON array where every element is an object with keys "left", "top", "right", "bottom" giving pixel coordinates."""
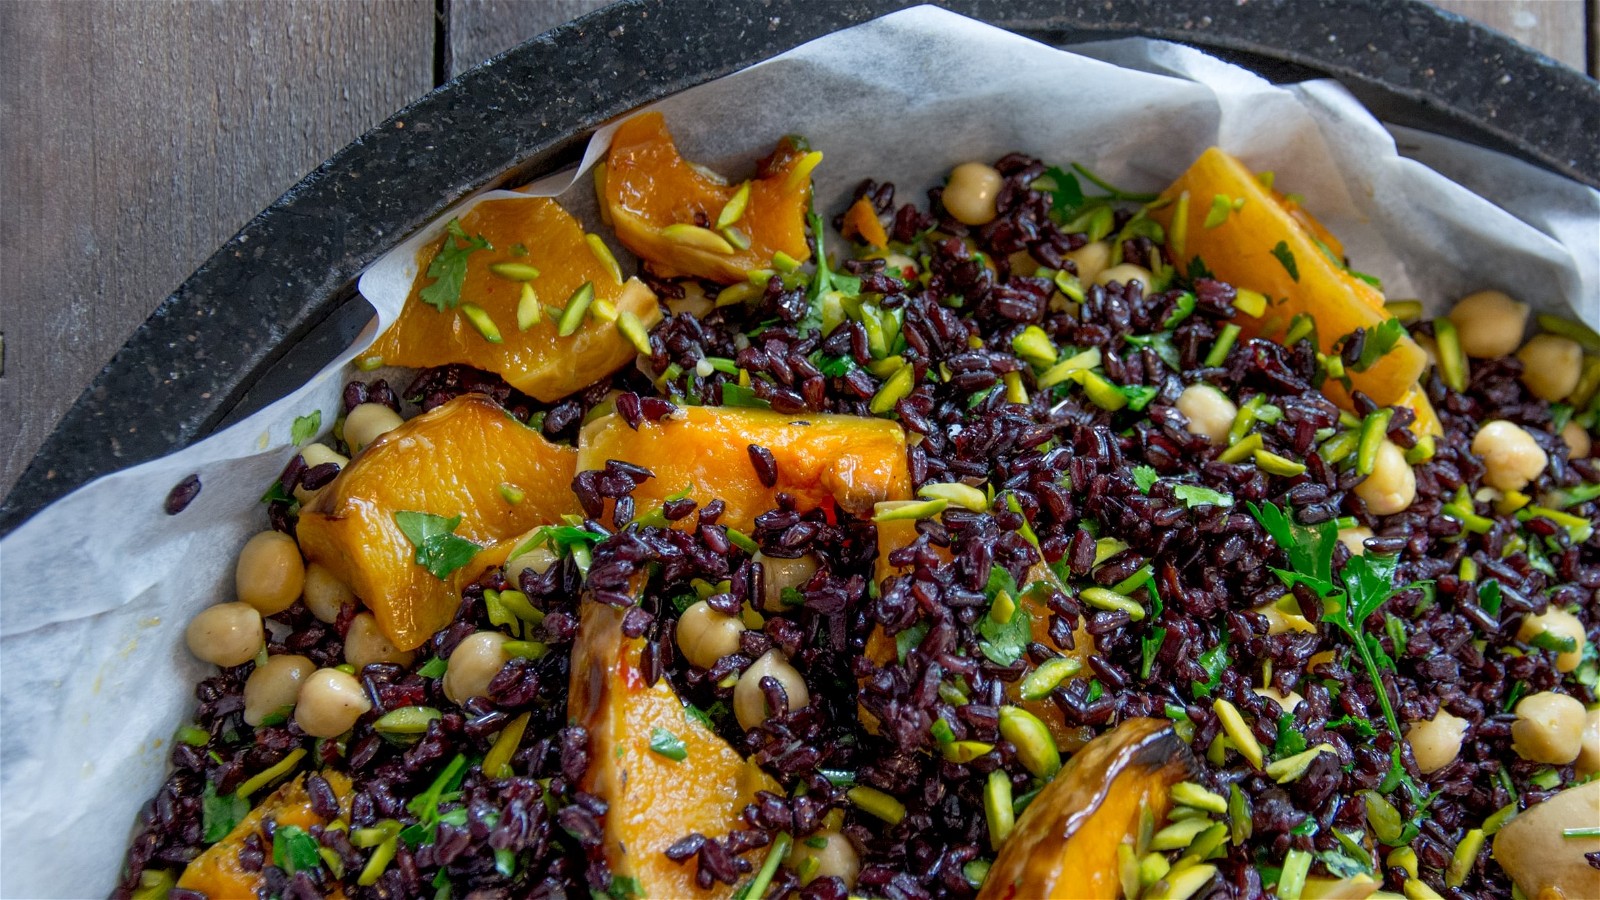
[
  {"left": 1348, "top": 319, "right": 1407, "bottom": 373},
  {"left": 393, "top": 511, "right": 481, "bottom": 580},
  {"left": 975, "top": 566, "right": 1032, "bottom": 666},
  {"left": 290, "top": 411, "right": 321, "bottom": 447},
  {"left": 420, "top": 219, "right": 492, "bottom": 312},
  {"left": 201, "top": 781, "right": 249, "bottom": 843},
  {"left": 1270, "top": 241, "right": 1299, "bottom": 282},
  {"left": 648, "top": 727, "right": 689, "bottom": 762},
  {"left": 272, "top": 824, "right": 322, "bottom": 875}
]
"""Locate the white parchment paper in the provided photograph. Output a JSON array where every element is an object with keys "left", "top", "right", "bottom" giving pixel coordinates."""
[{"left": 2, "top": 7, "right": 1596, "bottom": 896}]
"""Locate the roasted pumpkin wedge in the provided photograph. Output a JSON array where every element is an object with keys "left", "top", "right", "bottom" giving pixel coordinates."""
[
  {"left": 576, "top": 405, "right": 912, "bottom": 533},
  {"left": 600, "top": 111, "right": 819, "bottom": 283},
  {"left": 365, "top": 193, "right": 662, "bottom": 402},
  {"left": 978, "top": 718, "right": 1199, "bottom": 900},
  {"left": 570, "top": 599, "right": 780, "bottom": 898},
  {"left": 297, "top": 395, "right": 579, "bottom": 650},
  {"left": 1148, "top": 148, "right": 1427, "bottom": 410},
  {"left": 177, "top": 771, "right": 352, "bottom": 898}
]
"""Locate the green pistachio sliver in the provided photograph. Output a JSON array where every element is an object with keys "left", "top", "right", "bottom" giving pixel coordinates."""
[
  {"left": 1277, "top": 848, "right": 1312, "bottom": 900},
  {"left": 1216, "top": 432, "right": 1263, "bottom": 465},
  {"left": 1254, "top": 449, "right": 1307, "bottom": 477},
  {"left": 1234, "top": 288, "right": 1268, "bottom": 318},
  {"left": 1037, "top": 347, "right": 1102, "bottom": 388},
  {"left": 1385, "top": 299, "right": 1424, "bottom": 323},
  {"left": 1152, "top": 861, "right": 1219, "bottom": 900},
  {"left": 176, "top": 725, "right": 210, "bottom": 747},
  {"left": 1150, "top": 817, "right": 1214, "bottom": 852},
  {"left": 1228, "top": 395, "right": 1262, "bottom": 444},
  {"left": 235, "top": 747, "right": 307, "bottom": 799},
  {"left": 1019, "top": 657, "right": 1082, "bottom": 701},
  {"left": 983, "top": 770, "right": 1015, "bottom": 852},
  {"left": 616, "top": 309, "right": 653, "bottom": 356},
  {"left": 357, "top": 835, "right": 397, "bottom": 887},
  {"left": 584, "top": 233, "right": 624, "bottom": 284},
  {"left": 1356, "top": 408, "right": 1394, "bottom": 476},
  {"left": 1282, "top": 313, "right": 1317, "bottom": 348},
  {"left": 1203, "top": 194, "right": 1233, "bottom": 228},
  {"left": 962, "top": 859, "right": 992, "bottom": 890},
  {"left": 1227, "top": 783, "right": 1252, "bottom": 845},
  {"left": 720, "top": 225, "right": 752, "bottom": 251},
  {"left": 1446, "top": 828, "right": 1484, "bottom": 887},
  {"left": 354, "top": 354, "right": 384, "bottom": 371},
  {"left": 1405, "top": 434, "right": 1436, "bottom": 464},
  {"left": 349, "top": 820, "right": 402, "bottom": 848},
  {"left": 873, "top": 497, "right": 947, "bottom": 522},
  {"left": 504, "top": 640, "right": 548, "bottom": 659},
  {"left": 849, "top": 785, "right": 906, "bottom": 825},
  {"left": 1432, "top": 317, "right": 1470, "bottom": 392},
  {"left": 1181, "top": 822, "right": 1230, "bottom": 865},
  {"left": 715, "top": 281, "right": 764, "bottom": 308},
  {"left": 1537, "top": 313, "right": 1600, "bottom": 353},
  {"left": 1170, "top": 781, "right": 1228, "bottom": 815},
  {"left": 1012, "top": 325, "right": 1058, "bottom": 367},
  {"left": 1211, "top": 698, "right": 1263, "bottom": 769},
  {"left": 998, "top": 706, "right": 1061, "bottom": 778},
  {"left": 1137, "top": 850, "right": 1170, "bottom": 890},
  {"left": 940, "top": 740, "right": 995, "bottom": 764},
  {"left": 716, "top": 181, "right": 752, "bottom": 229},
  {"left": 918, "top": 481, "right": 990, "bottom": 512},
  {"left": 515, "top": 283, "right": 542, "bottom": 331},
  {"left": 660, "top": 222, "right": 736, "bottom": 255},
  {"left": 1363, "top": 790, "right": 1405, "bottom": 844},
  {"left": 557, "top": 282, "right": 596, "bottom": 337},
  {"left": 1169, "top": 191, "right": 1191, "bottom": 261},
  {"left": 1081, "top": 370, "right": 1129, "bottom": 411},
  {"left": 1117, "top": 843, "right": 1142, "bottom": 898},
  {"left": 460, "top": 303, "right": 504, "bottom": 344},
  {"left": 1053, "top": 269, "right": 1086, "bottom": 303},
  {"left": 1080, "top": 586, "right": 1145, "bottom": 621},
  {"left": 488, "top": 261, "right": 541, "bottom": 282},
  {"left": 1265, "top": 743, "right": 1335, "bottom": 783},
  {"left": 869, "top": 361, "right": 917, "bottom": 414},
  {"left": 771, "top": 250, "right": 802, "bottom": 272},
  {"left": 1203, "top": 323, "right": 1241, "bottom": 367},
  {"left": 374, "top": 706, "right": 442, "bottom": 735}
]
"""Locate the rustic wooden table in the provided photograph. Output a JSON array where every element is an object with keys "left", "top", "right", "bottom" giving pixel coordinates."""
[{"left": 1, "top": 0, "right": 1594, "bottom": 500}]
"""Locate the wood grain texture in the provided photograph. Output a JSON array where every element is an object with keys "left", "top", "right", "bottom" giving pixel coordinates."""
[
  {"left": 1430, "top": 0, "right": 1590, "bottom": 73},
  {"left": 0, "top": 0, "right": 433, "bottom": 499},
  {"left": 447, "top": 0, "right": 615, "bottom": 75}
]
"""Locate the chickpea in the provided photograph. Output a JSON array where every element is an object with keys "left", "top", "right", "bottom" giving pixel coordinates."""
[
  {"left": 1063, "top": 241, "right": 1111, "bottom": 286},
  {"left": 1517, "top": 607, "right": 1587, "bottom": 673},
  {"left": 1337, "top": 526, "right": 1374, "bottom": 557},
  {"left": 1254, "top": 686, "right": 1304, "bottom": 714},
  {"left": 344, "top": 612, "right": 415, "bottom": 670},
  {"left": 1561, "top": 421, "right": 1592, "bottom": 460},
  {"left": 1576, "top": 707, "right": 1599, "bottom": 777},
  {"left": 1095, "top": 263, "right": 1154, "bottom": 289},
  {"left": 1353, "top": 440, "right": 1416, "bottom": 515},
  {"left": 302, "top": 562, "right": 355, "bottom": 624},
  {"left": 1406, "top": 710, "right": 1468, "bottom": 774},
  {"left": 1491, "top": 781, "right": 1600, "bottom": 900},
  {"left": 1448, "top": 290, "right": 1528, "bottom": 358},
  {"left": 444, "top": 631, "right": 511, "bottom": 704},
  {"left": 293, "top": 443, "right": 348, "bottom": 505},
  {"left": 942, "top": 162, "right": 1004, "bottom": 226},
  {"left": 344, "top": 402, "right": 404, "bottom": 454},
  {"left": 788, "top": 831, "right": 861, "bottom": 888},
  {"left": 234, "top": 531, "right": 305, "bottom": 616},
  {"left": 294, "top": 668, "right": 372, "bottom": 738},
  {"left": 185, "top": 602, "right": 264, "bottom": 667},
  {"left": 1472, "top": 419, "right": 1548, "bottom": 492},
  {"left": 504, "top": 546, "right": 558, "bottom": 580},
  {"left": 1516, "top": 334, "right": 1584, "bottom": 402},
  {"left": 243, "top": 654, "right": 315, "bottom": 726},
  {"left": 756, "top": 552, "right": 818, "bottom": 612},
  {"left": 1511, "top": 691, "right": 1586, "bottom": 764},
  {"left": 1175, "top": 383, "right": 1238, "bottom": 446},
  {"left": 676, "top": 600, "right": 746, "bottom": 669},
  {"left": 734, "top": 650, "right": 809, "bottom": 731}
]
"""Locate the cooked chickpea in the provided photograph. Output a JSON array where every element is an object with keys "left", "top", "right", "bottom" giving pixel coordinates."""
[
  {"left": 505, "top": 546, "right": 558, "bottom": 580},
  {"left": 294, "top": 668, "right": 372, "bottom": 738},
  {"left": 1491, "top": 781, "right": 1600, "bottom": 899},
  {"left": 1561, "top": 421, "right": 1592, "bottom": 460},
  {"left": 1353, "top": 440, "right": 1416, "bottom": 515},
  {"left": 444, "top": 631, "right": 511, "bottom": 704},
  {"left": 1095, "top": 263, "right": 1154, "bottom": 289},
  {"left": 344, "top": 612, "right": 415, "bottom": 670},
  {"left": 1175, "top": 383, "right": 1237, "bottom": 446},
  {"left": 302, "top": 562, "right": 355, "bottom": 624},
  {"left": 344, "top": 402, "right": 404, "bottom": 454},
  {"left": 1255, "top": 600, "right": 1315, "bottom": 636},
  {"left": 756, "top": 552, "right": 818, "bottom": 611},
  {"left": 292, "top": 443, "right": 348, "bottom": 505},
  {"left": 1511, "top": 691, "right": 1586, "bottom": 764},
  {"left": 185, "top": 602, "right": 264, "bottom": 667},
  {"left": 676, "top": 600, "right": 746, "bottom": 669},
  {"left": 734, "top": 650, "right": 809, "bottom": 731},
  {"left": 1406, "top": 710, "right": 1468, "bottom": 774},
  {"left": 1472, "top": 419, "right": 1548, "bottom": 492},
  {"left": 1337, "top": 526, "right": 1374, "bottom": 556},
  {"left": 789, "top": 831, "right": 861, "bottom": 887},
  {"left": 235, "top": 531, "right": 305, "bottom": 616},
  {"left": 1576, "top": 707, "right": 1599, "bottom": 777},
  {"left": 1517, "top": 334, "right": 1584, "bottom": 402},
  {"left": 1254, "top": 686, "right": 1304, "bottom": 714},
  {"left": 942, "top": 162, "right": 1004, "bottom": 226},
  {"left": 1063, "top": 241, "right": 1111, "bottom": 285},
  {"left": 1448, "top": 290, "right": 1528, "bottom": 358},
  {"left": 243, "top": 654, "right": 315, "bottom": 726},
  {"left": 1517, "top": 607, "right": 1587, "bottom": 673}
]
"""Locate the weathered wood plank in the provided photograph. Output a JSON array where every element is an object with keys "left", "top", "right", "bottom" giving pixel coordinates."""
[
  {"left": 0, "top": 0, "right": 433, "bottom": 500},
  {"left": 447, "top": 0, "right": 614, "bottom": 76},
  {"left": 1430, "top": 0, "right": 1589, "bottom": 72}
]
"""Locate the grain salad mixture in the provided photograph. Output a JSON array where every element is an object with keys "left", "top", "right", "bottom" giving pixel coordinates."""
[{"left": 117, "top": 112, "right": 1599, "bottom": 900}]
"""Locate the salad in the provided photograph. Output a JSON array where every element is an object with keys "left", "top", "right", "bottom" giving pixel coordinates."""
[{"left": 118, "top": 111, "right": 1598, "bottom": 900}]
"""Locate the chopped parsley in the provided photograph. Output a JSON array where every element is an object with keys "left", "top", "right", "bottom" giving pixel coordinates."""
[
  {"left": 290, "top": 410, "right": 321, "bottom": 447},
  {"left": 393, "top": 511, "right": 481, "bottom": 580},
  {"left": 1270, "top": 241, "right": 1299, "bottom": 282},
  {"left": 1173, "top": 484, "right": 1233, "bottom": 509},
  {"left": 648, "top": 727, "right": 688, "bottom": 762},
  {"left": 420, "top": 219, "right": 492, "bottom": 312},
  {"left": 201, "top": 781, "right": 249, "bottom": 843},
  {"left": 1132, "top": 465, "right": 1160, "bottom": 494},
  {"left": 272, "top": 824, "right": 322, "bottom": 875},
  {"left": 975, "top": 566, "right": 1031, "bottom": 666},
  {"left": 1349, "top": 319, "right": 1408, "bottom": 373}
]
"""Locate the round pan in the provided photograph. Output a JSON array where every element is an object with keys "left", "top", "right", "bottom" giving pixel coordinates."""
[{"left": 3, "top": 0, "right": 1596, "bottom": 535}]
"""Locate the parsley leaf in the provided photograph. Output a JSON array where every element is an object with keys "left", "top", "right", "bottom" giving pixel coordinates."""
[
  {"left": 1141, "top": 625, "right": 1168, "bottom": 679},
  {"left": 1162, "top": 292, "right": 1198, "bottom": 329},
  {"left": 649, "top": 727, "right": 688, "bottom": 761},
  {"left": 272, "top": 824, "right": 322, "bottom": 875},
  {"left": 419, "top": 219, "right": 492, "bottom": 312},
  {"left": 1186, "top": 256, "right": 1214, "bottom": 282},
  {"left": 1125, "top": 331, "right": 1181, "bottom": 371},
  {"left": 1034, "top": 166, "right": 1086, "bottom": 218},
  {"left": 1173, "top": 484, "right": 1233, "bottom": 509},
  {"left": 1118, "top": 384, "right": 1160, "bottom": 411},
  {"left": 1191, "top": 642, "right": 1229, "bottom": 698},
  {"left": 1270, "top": 241, "right": 1300, "bottom": 282},
  {"left": 606, "top": 875, "right": 644, "bottom": 899},
  {"left": 201, "top": 781, "right": 250, "bottom": 843},
  {"left": 1273, "top": 712, "right": 1308, "bottom": 758},
  {"left": 1248, "top": 501, "right": 1336, "bottom": 595},
  {"left": 976, "top": 567, "right": 1030, "bottom": 666},
  {"left": 290, "top": 411, "right": 321, "bottom": 446},
  {"left": 1132, "top": 465, "right": 1160, "bottom": 494},
  {"left": 1350, "top": 319, "right": 1407, "bottom": 373},
  {"left": 394, "top": 511, "right": 480, "bottom": 580},
  {"left": 416, "top": 657, "right": 448, "bottom": 678},
  {"left": 895, "top": 621, "right": 931, "bottom": 664},
  {"left": 404, "top": 753, "right": 469, "bottom": 846},
  {"left": 720, "top": 382, "right": 772, "bottom": 409}
]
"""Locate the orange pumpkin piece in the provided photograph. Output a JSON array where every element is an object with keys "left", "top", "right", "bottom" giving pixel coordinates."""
[
  {"left": 576, "top": 406, "right": 911, "bottom": 533},
  {"left": 570, "top": 599, "right": 780, "bottom": 898},
  {"left": 1148, "top": 148, "right": 1427, "bottom": 409},
  {"left": 297, "top": 395, "right": 579, "bottom": 650},
  {"left": 600, "top": 111, "right": 820, "bottom": 284},
  {"left": 978, "top": 719, "right": 1199, "bottom": 900},
  {"left": 366, "top": 194, "right": 662, "bottom": 403},
  {"left": 841, "top": 197, "right": 889, "bottom": 249},
  {"left": 177, "top": 772, "right": 352, "bottom": 898}
]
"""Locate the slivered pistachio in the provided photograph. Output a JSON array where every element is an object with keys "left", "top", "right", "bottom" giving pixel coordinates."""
[
  {"left": 1216, "top": 433, "right": 1263, "bottom": 465},
  {"left": 1446, "top": 828, "right": 1483, "bottom": 887},
  {"left": 1139, "top": 851, "right": 1171, "bottom": 889},
  {"left": 1170, "top": 782, "right": 1227, "bottom": 815},
  {"left": 715, "top": 281, "right": 763, "bottom": 308},
  {"left": 1012, "top": 326, "right": 1058, "bottom": 367},
  {"left": 617, "top": 309, "right": 653, "bottom": 356},
  {"left": 983, "top": 770, "right": 1014, "bottom": 851},
  {"left": 355, "top": 354, "right": 384, "bottom": 371},
  {"left": 1150, "top": 817, "right": 1214, "bottom": 852},
  {"left": 1204, "top": 323, "right": 1241, "bottom": 367},
  {"left": 1149, "top": 862, "right": 1219, "bottom": 900},
  {"left": 460, "top": 303, "right": 503, "bottom": 343},
  {"left": 1038, "top": 347, "right": 1102, "bottom": 388},
  {"left": 1168, "top": 805, "right": 1212, "bottom": 821},
  {"left": 998, "top": 706, "right": 1061, "bottom": 778},
  {"left": 1182, "top": 822, "right": 1230, "bottom": 864},
  {"left": 1234, "top": 288, "right": 1268, "bottom": 318},
  {"left": 1404, "top": 434, "right": 1435, "bottom": 465},
  {"left": 488, "top": 261, "right": 540, "bottom": 282},
  {"left": 1482, "top": 802, "right": 1517, "bottom": 835},
  {"left": 373, "top": 706, "right": 442, "bottom": 735},
  {"left": 516, "top": 283, "right": 541, "bottom": 331},
  {"left": 940, "top": 740, "right": 994, "bottom": 764},
  {"left": 1265, "top": 743, "right": 1335, "bottom": 783},
  {"left": 1080, "top": 370, "right": 1129, "bottom": 411},
  {"left": 1536, "top": 312, "right": 1600, "bottom": 353},
  {"left": 917, "top": 481, "right": 989, "bottom": 512},
  {"left": 1363, "top": 790, "right": 1404, "bottom": 844},
  {"left": 1432, "top": 317, "right": 1470, "bottom": 392},
  {"left": 357, "top": 835, "right": 397, "bottom": 886},
  {"left": 1386, "top": 846, "right": 1419, "bottom": 879},
  {"left": 721, "top": 225, "right": 751, "bottom": 251},
  {"left": 848, "top": 786, "right": 905, "bottom": 825},
  {"left": 772, "top": 250, "right": 802, "bottom": 272},
  {"left": 1283, "top": 313, "right": 1317, "bottom": 348},
  {"left": 1080, "top": 586, "right": 1145, "bottom": 621},
  {"left": 1003, "top": 370, "right": 1029, "bottom": 403},
  {"left": 661, "top": 222, "right": 736, "bottom": 255},
  {"left": 1053, "top": 269, "right": 1086, "bottom": 303},
  {"left": 584, "top": 233, "right": 624, "bottom": 283},
  {"left": 783, "top": 150, "right": 824, "bottom": 193},
  {"left": 1356, "top": 409, "right": 1393, "bottom": 476},
  {"left": 1254, "top": 449, "right": 1307, "bottom": 477},
  {"left": 962, "top": 859, "right": 991, "bottom": 890},
  {"left": 873, "top": 498, "right": 947, "bottom": 523},
  {"left": 1204, "top": 194, "right": 1233, "bottom": 228},
  {"left": 483, "top": 711, "right": 531, "bottom": 779},
  {"left": 716, "top": 181, "right": 752, "bottom": 229},
  {"left": 349, "top": 820, "right": 401, "bottom": 848},
  {"left": 1169, "top": 191, "right": 1190, "bottom": 260},
  {"left": 556, "top": 282, "right": 596, "bottom": 337},
  {"left": 589, "top": 298, "right": 619, "bottom": 323},
  {"left": 1117, "top": 843, "right": 1142, "bottom": 898},
  {"left": 1402, "top": 879, "right": 1445, "bottom": 899},
  {"left": 1277, "top": 849, "right": 1312, "bottom": 900},
  {"left": 1018, "top": 657, "right": 1082, "bottom": 701},
  {"left": 1385, "top": 299, "right": 1424, "bottom": 323},
  {"left": 869, "top": 362, "right": 916, "bottom": 414},
  {"left": 504, "top": 640, "right": 548, "bottom": 659},
  {"left": 1227, "top": 784, "right": 1251, "bottom": 845},
  {"left": 1212, "top": 698, "right": 1264, "bottom": 769},
  {"left": 235, "top": 747, "right": 307, "bottom": 799}
]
